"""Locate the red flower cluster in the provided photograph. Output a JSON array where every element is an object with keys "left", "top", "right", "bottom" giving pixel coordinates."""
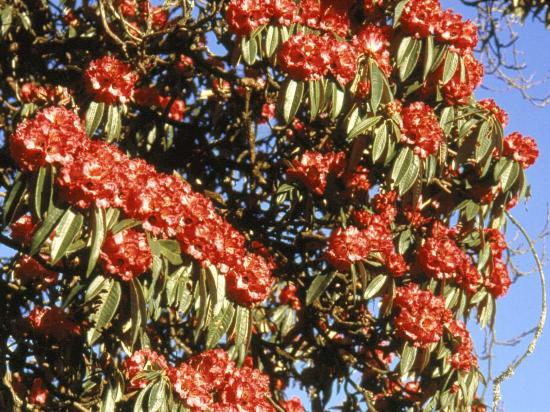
[
  {"left": 278, "top": 34, "right": 332, "bottom": 81},
  {"left": 478, "top": 98, "right": 509, "bottom": 127},
  {"left": 394, "top": 283, "right": 452, "bottom": 348},
  {"left": 484, "top": 228, "right": 511, "bottom": 298},
  {"left": 123, "top": 348, "right": 169, "bottom": 389},
  {"left": 11, "top": 107, "right": 274, "bottom": 306},
  {"left": 352, "top": 24, "right": 392, "bottom": 76},
  {"left": 400, "top": 0, "right": 441, "bottom": 38},
  {"left": 326, "top": 210, "right": 408, "bottom": 275},
  {"left": 10, "top": 214, "right": 36, "bottom": 246},
  {"left": 400, "top": 102, "right": 444, "bottom": 159},
  {"left": 29, "top": 378, "right": 48, "bottom": 405},
  {"left": 280, "top": 284, "right": 301, "bottom": 310},
  {"left": 435, "top": 9, "right": 478, "bottom": 53},
  {"left": 84, "top": 56, "right": 139, "bottom": 104},
  {"left": 19, "top": 82, "right": 71, "bottom": 105},
  {"left": 27, "top": 306, "right": 80, "bottom": 341},
  {"left": 99, "top": 229, "right": 152, "bottom": 281},
  {"left": 502, "top": 132, "right": 539, "bottom": 169},
  {"left": 287, "top": 150, "right": 346, "bottom": 195},
  {"left": 10, "top": 106, "right": 87, "bottom": 172},
  {"left": 447, "top": 320, "right": 477, "bottom": 371},
  {"left": 124, "top": 349, "right": 302, "bottom": 411},
  {"left": 14, "top": 255, "right": 58, "bottom": 285},
  {"left": 115, "top": 0, "right": 169, "bottom": 32},
  {"left": 134, "top": 86, "right": 186, "bottom": 121},
  {"left": 442, "top": 53, "right": 484, "bottom": 105},
  {"left": 417, "top": 222, "right": 481, "bottom": 294},
  {"left": 343, "top": 165, "right": 371, "bottom": 195},
  {"left": 280, "top": 397, "right": 306, "bottom": 412}
]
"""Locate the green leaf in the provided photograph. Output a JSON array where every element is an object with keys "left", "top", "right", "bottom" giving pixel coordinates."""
[
  {"left": 330, "top": 82, "right": 345, "bottom": 119},
  {"left": 86, "top": 207, "right": 106, "bottom": 277},
  {"left": 129, "top": 278, "right": 147, "bottom": 347},
  {"left": 89, "top": 279, "right": 121, "bottom": 344},
  {"left": 29, "top": 205, "right": 65, "bottom": 256},
  {"left": 393, "top": 0, "right": 408, "bottom": 27},
  {"left": 500, "top": 161, "right": 520, "bottom": 192},
  {"left": 234, "top": 306, "right": 252, "bottom": 365},
  {"left": 241, "top": 35, "right": 258, "bottom": 65},
  {"left": 157, "top": 239, "right": 183, "bottom": 265},
  {"left": 2, "top": 172, "right": 27, "bottom": 226},
  {"left": 400, "top": 343, "right": 418, "bottom": 375},
  {"left": 85, "top": 274, "right": 108, "bottom": 303},
  {"left": 31, "top": 166, "right": 49, "bottom": 219},
  {"left": 422, "top": 35, "right": 435, "bottom": 80},
  {"left": 306, "top": 271, "right": 337, "bottom": 306},
  {"left": 441, "top": 51, "right": 459, "bottom": 85},
  {"left": 348, "top": 116, "right": 381, "bottom": 140},
  {"left": 308, "top": 80, "right": 322, "bottom": 121},
  {"left": 474, "top": 121, "right": 493, "bottom": 163},
  {"left": 363, "top": 274, "right": 389, "bottom": 300},
  {"left": 1, "top": 6, "right": 13, "bottom": 36},
  {"left": 391, "top": 147, "right": 413, "bottom": 186},
  {"left": 105, "top": 208, "right": 120, "bottom": 231},
  {"left": 86, "top": 101, "right": 105, "bottom": 136},
  {"left": 398, "top": 37, "right": 422, "bottom": 81},
  {"left": 264, "top": 25, "right": 280, "bottom": 58},
  {"left": 369, "top": 60, "right": 385, "bottom": 112},
  {"left": 279, "top": 79, "right": 304, "bottom": 124},
  {"left": 105, "top": 105, "right": 121, "bottom": 143},
  {"left": 50, "top": 208, "right": 84, "bottom": 264},
  {"left": 206, "top": 302, "right": 235, "bottom": 349},
  {"left": 371, "top": 123, "right": 388, "bottom": 163},
  {"left": 398, "top": 153, "right": 420, "bottom": 195},
  {"left": 133, "top": 381, "right": 154, "bottom": 412},
  {"left": 111, "top": 218, "right": 142, "bottom": 235},
  {"left": 147, "top": 380, "right": 167, "bottom": 412}
]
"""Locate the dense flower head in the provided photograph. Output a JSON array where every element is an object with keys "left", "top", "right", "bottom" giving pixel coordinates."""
[
  {"left": 225, "top": 253, "right": 274, "bottom": 306},
  {"left": 287, "top": 150, "right": 346, "bottom": 195},
  {"left": 280, "top": 283, "right": 301, "bottom": 310},
  {"left": 266, "top": 0, "right": 300, "bottom": 26},
  {"left": 84, "top": 56, "right": 139, "bottom": 104},
  {"left": 447, "top": 320, "right": 478, "bottom": 371},
  {"left": 317, "top": 0, "right": 353, "bottom": 38},
  {"left": 400, "top": 0, "right": 442, "bottom": 38},
  {"left": 400, "top": 102, "right": 444, "bottom": 159},
  {"left": 10, "top": 214, "right": 36, "bottom": 246},
  {"left": 278, "top": 34, "right": 331, "bottom": 81},
  {"left": 325, "top": 226, "right": 370, "bottom": 271},
  {"left": 123, "top": 349, "right": 168, "bottom": 389},
  {"left": 442, "top": 53, "right": 484, "bottom": 105},
  {"left": 484, "top": 228, "right": 507, "bottom": 259},
  {"left": 9, "top": 106, "right": 87, "bottom": 172},
  {"left": 99, "top": 229, "right": 153, "bottom": 281},
  {"left": 394, "top": 283, "right": 452, "bottom": 347},
  {"left": 485, "top": 257, "right": 511, "bottom": 298},
  {"left": 478, "top": 98, "right": 509, "bottom": 127},
  {"left": 329, "top": 39, "right": 359, "bottom": 85},
  {"left": 168, "top": 363, "right": 213, "bottom": 410},
  {"left": 27, "top": 306, "right": 80, "bottom": 341},
  {"left": 343, "top": 165, "right": 371, "bottom": 195},
  {"left": 29, "top": 378, "right": 48, "bottom": 405},
  {"left": 280, "top": 397, "right": 306, "bottom": 412},
  {"left": 502, "top": 132, "right": 539, "bottom": 169},
  {"left": 19, "top": 82, "right": 71, "bottom": 105},
  {"left": 225, "top": 0, "right": 269, "bottom": 36},
  {"left": 435, "top": 9, "right": 478, "bottom": 52},
  {"left": 14, "top": 255, "right": 58, "bottom": 285},
  {"left": 352, "top": 25, "right": 392, "bottom": 76}
]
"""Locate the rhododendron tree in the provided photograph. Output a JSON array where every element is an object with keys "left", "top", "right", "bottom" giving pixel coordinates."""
[{"left": 0, "top": 1, "right": 545, "bottom": 411}]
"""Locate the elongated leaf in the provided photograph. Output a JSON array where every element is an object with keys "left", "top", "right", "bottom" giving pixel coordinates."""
[
  {"left": 206, "top": 303, "right": 235, "bottom": 349},
  {"left": 399, "top": 38, "right": 422, "bottom": 81},
  {"left": 474, "top": 121, "right": 493, "bottom": 162},
  {"left": 50, "top": 208, "right": 84, "bottom": 264},
  {"left": 330, "top": 82, "right": 345, "bottom": 119},
  {"left": 29, "top": 205, "right": 65, "bottom": 256},
  {"left": 86, "top": 101, "right": 105, "bottom": 136},
  {"left": 363, "top": 274, "right": 389, "bottom": 300},
  {"left": 85, "top": 274, "right": 108, "bottom": 303},
  {"left": 86, "top": 207, "right": 106, "bottom": 277},
  {"left": 148, "top": 380, "right": 168, "bottom": 412},
  {"left": 393, "top": 0, "right": 408, "bottom": 27},
  {"left": 280, "top": 79, "right": 304, "bottom": 124},
  {"left": 400, "top": 343, "right": 418, "bottom": 375},
  {"left": 234, "top": 306, "right": 252, "bottom": 365},
  {"left": 398, "top": 153, "right": 420, "bottom": 195},
  {"left": 105, "top": 105, "right": 121, "bottom": 143},
  {"left": 499, "top": 160, "right": 520, "bottom": 192},
  {"left": 111, "top": 218, "right": 141, "bottom": 235},
  {"left": 369, "top": 60, "right": 385, "bottom": 112},
  {"left": 442, "top": 51, "right": 459, "bottom": 84},
  {"left": 105, "top": 208, "right": 120, "bottom": 231},
  {"left": 89, "top": 279, "right": 121, "bottom": 344},
  {"left": 308, "top": 80, "right": 322, "bottom": 121},
  {"left": 130, "top": 278, "right": 147, "bottom": 347},
  {"left": 157, "top": 239, "right": 183, "bottom": 265},
  {"left": 32, "top": 167, "right": 48, "bottom": 219},
  {"left": 2, "top": 172, "right": 27, "bottom": 226},
  {"left": 306, "top": 271, "right": 337, "bottom": 305},
  {"left": 1, "top": 6, "right": 13, "bottom": 36},
  {"left": 264, "top": 25, "right": 280, "bottom": 58},
  {"left": 241, "top": 35, "right": 258, "bottom": 65},
  {"left": 348, "top": 116, "right": 381, "bottom": 140},
  {"left": 391, "top": 147, "right": 413, "bottom": 186},
  {"left": 422, "top": 35, "right": 435, "bottom": 80},
  {"left": 371, "top": 123, "right": 388, "bottom": 163}
]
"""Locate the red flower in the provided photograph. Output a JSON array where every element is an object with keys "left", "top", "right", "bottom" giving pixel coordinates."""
[
  {"left": 280, "top": 283, "right": 301, "bottom": 310},
  {"left": 479, "top": 99, "right": 509, "bottom": 127},
  {"left": 318, "top": 0, "right": 353, "bottom": 38},
  {"left": 352, "top": 25, "right": 392, "bottom": 76},
  {"left": 175, "top": 55, "right": 194, "bottom": 76},
  {"left": 329, "top": 38, "right": 359, "bottom": 85},
  {"left": 343, "top": 166, "right": 371, "bottom": 195},
  {"left": 287, "top": 151, "right": 346, "bottom": 195},
  {"left": 84, "top": 56, "right": 139, "bottom": 104},
  {"left": 259, "top": 102, "right": 276, "bottom": 123},
  {"left": 447, "top": 320, "right": 478, "bottom": 371},
  {"left": 280, "top": 397, "right": 305, "bottom": 412},
  {"left": 435, "top": 9, "right": 478, "bottom": 52},
  {"left": 266, "top": 0, "right": 299, "bottom": 26},
  {"left": 442, "top": 53, "right": 484, "bottom": 105},
  {"left": 159, "top": 96, "right": 186, "bottom": 121},
  {"left": 485, "top": 257, "right": 511, "bottom": 298},
  {"left": 225, "top": 0, "right": 268, "bottom": 37},
  {"left": 278, "top": 34, "right": 332, "bottom": 81},
  {"left": 10, "top": 107, "right": 88, "bottom": 172},
  {"left": 14, "top": 255, "right": 58, "bottom": 285},
  {"left": 225, "top": 253, "right": 274, "bottom": 306},
  {"left": 394, "top": 284, "right": 452, "bottom": 347},
  {"left": 10, "top": 214, "right": 36, "bottom": 246},
  {"left": 400, "top": 101, "right": 444, "bottom": 159},
  {"left": 27, "top": 306, "right": 80, "bottom": 341},
  {"left": 502, "top": 132, "right": 539, "bottom": 169},
  {"left": 124, "top": 349, "right": 168, "bottom": 389},
  {"left": 99, "top": 229, "right": 152, "bottom": 281},
  {"left": 134, "top": 86, "right": 161, "bottom": 106},
  {"left": 168, "top": 363, "right": 213, "bottom": 410},
  {"left": 400, "top": 0, "right": 442, "bottom": 38},
  {"left": 29, "top": 378, "right": 48, "bottom": 405},
  {"left": 484, "top": 228, "right": 507, "bottom": 259}
]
